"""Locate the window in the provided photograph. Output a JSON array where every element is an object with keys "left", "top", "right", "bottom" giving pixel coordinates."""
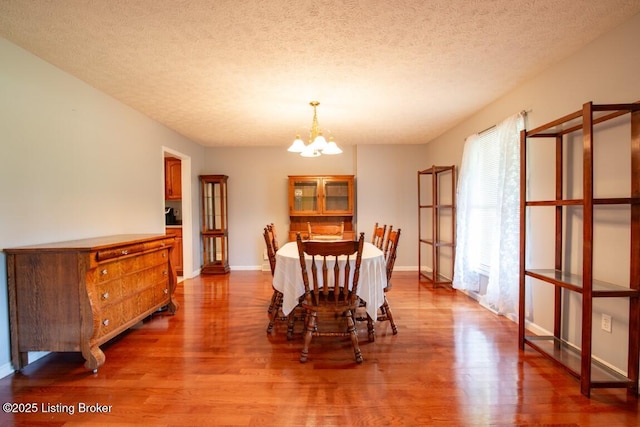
[
  {"left": 465, "top": 128, "right": 499, "bottom": 274},
  {"left": 453, "top": 112, "right": 524, "bottom": 317}
]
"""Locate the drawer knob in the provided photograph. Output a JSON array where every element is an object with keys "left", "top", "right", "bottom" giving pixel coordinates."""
[
  {"left": 102, "top": 292, "right": 109, "bottom": 300},
  {"left": 121, "top": 250, "right": 128, "bottom": 255},
  {"left": 101, "top": 269, "right": 108, "bottom": 275},
  {"left": 163, "top": 270, "right": 168, "bottom": 275},
  {"left": 162, "top": 252, "right": 167, "bottom": 257},
  {"left": 164, "top": 288, "right": 169, "bottom": 294},
  {"left": 102, "top": 319, "right": 109, "bottom": 326}
]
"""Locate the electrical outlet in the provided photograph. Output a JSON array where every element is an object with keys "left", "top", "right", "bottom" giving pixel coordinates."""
[{"left": 601, "top": 313, "right": 612, "bottom": 333}]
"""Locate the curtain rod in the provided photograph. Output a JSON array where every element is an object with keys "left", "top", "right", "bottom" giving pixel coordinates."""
[{"left": 478, "top": 109, "right": 531, "bottom": 136}]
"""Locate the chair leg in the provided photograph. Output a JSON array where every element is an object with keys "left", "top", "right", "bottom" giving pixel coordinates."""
[
  {"left": 286, "top": 306, "right": 299, "bottom": 340},
  {"left": 378, "top": 297, "right": 397, "bottom": 335},
  {"left": 346, "top": 310, "right": 363, "bottom": 364},
  {"left": 266, "top": 314, "right": 276, "bottom": 334},
  {"left": 366, "top": 313, "right": 375, "bottom": 342},
  {"left": 266, "top": 291, "right": 284, "bottom": 334},
  {"left": 300, "top": 311, "right": 316, "bottom": 363},
  {"left": 267, "top": 289, "right": 279, "bottom": 315}
]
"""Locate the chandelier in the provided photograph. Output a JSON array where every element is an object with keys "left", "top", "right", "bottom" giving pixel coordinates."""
[{"left": 287, "top": 101, "right": 342, "bottom": 157}]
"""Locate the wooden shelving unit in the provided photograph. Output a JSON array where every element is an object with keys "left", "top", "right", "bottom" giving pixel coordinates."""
[
  {"left": 418, "top": 165, "right": 456, "bottom": 287},
  {"left": 200, "top": 175, "right": 230, "bottom": 274},
  {"left": 518, "top": 102, "right": 640, "bottom": 397}
]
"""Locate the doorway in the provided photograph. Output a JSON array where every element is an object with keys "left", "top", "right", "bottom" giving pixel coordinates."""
[{"left": 162, "top": 147, "right": 194, "bottom": 279}]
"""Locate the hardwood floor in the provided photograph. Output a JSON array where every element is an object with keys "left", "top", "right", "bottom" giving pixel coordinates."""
[{"left": 1, "top": 271, "right": 638, "bottom": 426}]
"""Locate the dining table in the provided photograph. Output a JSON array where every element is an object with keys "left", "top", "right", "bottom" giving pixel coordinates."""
[{"left": 272, "top": 240, "right": 387, "bottom": 321}]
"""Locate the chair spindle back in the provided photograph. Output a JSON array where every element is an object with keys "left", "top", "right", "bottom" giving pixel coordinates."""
[{"left": 296, "top": 232, "right": 365, "bottom": 308}]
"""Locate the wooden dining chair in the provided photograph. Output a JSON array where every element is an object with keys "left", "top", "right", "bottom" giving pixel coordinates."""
[
  {"left": 265, "top": 224, "right": 303, "bottom": 339},
  {"left": 307, "top": 221, "right": 345, "bottom": 240},
  {"left": 356, "top": 226, "right": 400, "bottom": 339},
  {"left": 264, "top": 224, "right": 285, "bottom": 333},
  {"left": 383, "top": 225, "right": 394, "bottom": 259},
  {"left": 296, "top": 232, "right": 365, "bottom": 363},
  {"left": 264, "top": 224, "right": 279, "bottom": 274},
  {"left": 379, "top": 228, "right": 401, "bottom": 334},
  {"left": 371, "top": 222, "right": 387, "bottom": 249}
]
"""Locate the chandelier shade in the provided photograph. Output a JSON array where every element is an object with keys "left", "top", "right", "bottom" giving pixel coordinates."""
[{"left": 288, "top": 101, "right": 342, "bottom": 157}]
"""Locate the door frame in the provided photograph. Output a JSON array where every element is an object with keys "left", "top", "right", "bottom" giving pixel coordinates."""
[{"left": 162, "top": 147, "right": 194, "bottom": 279}]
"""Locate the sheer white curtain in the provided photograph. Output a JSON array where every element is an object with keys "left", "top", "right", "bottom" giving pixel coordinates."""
[
  {"left": 452, "top": 132, "right": 482, "bottom": 293},
  {"left": 453, "top": 112, "right": 525, "bottom": 319}
]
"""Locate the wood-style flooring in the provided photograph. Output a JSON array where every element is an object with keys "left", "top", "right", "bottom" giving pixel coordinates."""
[{"left": 0, "top": 271, "right": 638, "bottom": 426}]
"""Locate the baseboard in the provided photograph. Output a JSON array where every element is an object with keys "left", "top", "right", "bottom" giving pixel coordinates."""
[
  {"left": 184, "top": 268, "right": 201, "bottom": 279},
  {"left": 393, "top": 266, "right": 419, "bottom": 272},
  {"left": 0, "top": 362, "right": 14, "bottom": 379},
  {"left": 522, "top": 320, "right": 627, "bottom": 376},
  {"left": 223, "top": 265, "right": 419, "bottom": 273},
  {"left": 524, "top": 319, "right": 550, "bottom": 337},
  {"left": 230, "top": 265, "right": 263, "bottom": 271},
  {"left": 487, "top": 311, "right": 630, "bottom": 378},
  {"left": 227, "top": 266, "right": 422, "bottom": 272},
  {"left": 0, "top": 351, "right": 50, "bottom": 379}
]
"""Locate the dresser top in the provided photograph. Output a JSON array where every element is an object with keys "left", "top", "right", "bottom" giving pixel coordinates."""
[{"left": 3, "top": 234, "right": 169, "bottom": 253}]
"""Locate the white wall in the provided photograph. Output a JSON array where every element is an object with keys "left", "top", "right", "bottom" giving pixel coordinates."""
[
  {"left": 202, "top": 143, "right": 428, "bottom": 271},
  {"left": 356, "top": 144, "right": 428, "bottom": 270},
  {"left": 424, "top": 13, "right": 640, "bottom": 375},
  {"left": 0, "top": 39, "right": 205, "bottom": 376}
]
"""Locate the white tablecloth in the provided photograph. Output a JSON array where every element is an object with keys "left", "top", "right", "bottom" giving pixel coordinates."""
[{"left": 273, "top": 241, "right": 387, "bottom": 321}]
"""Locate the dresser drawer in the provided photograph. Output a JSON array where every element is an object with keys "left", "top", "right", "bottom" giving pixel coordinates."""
[
  {"left": 135, "top": 283, "right": 167, "bottom": 314},
  {"left": 153, "top": 278, "right": 171, "bottom": 305},
  {"left": 139, "top": 249, "right": 170, "bottom": 269},
  {"left": 145, "top": 263, "right": 170, "bottom": 284},
  {"left": 94, "top": 278, "right": 124, "bottom": 306},
  {"left": 96, "top": 304, "right": 125, "bottom": 338},
  {"left": 90, "top": 249, "right": 169, "bottom": 285},
  {"left": 144, "top": 237, "right": 174, "bottom": 252},
  {"left": 90, "top": 261, "right": 124, "bottom": 284},
  {"left": 123, "top": 249, "right": 170, "bottom": 273},
  {"left": 95, "top": 243, "right": 145, "bottom": 262},
  {"left": 117, "top": 264, "right": 167, "bottom": 297}
]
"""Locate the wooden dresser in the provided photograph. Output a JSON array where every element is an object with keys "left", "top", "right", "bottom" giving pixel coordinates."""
[{"left": 5, "top": 234, "right": 178, "bottom": 372}]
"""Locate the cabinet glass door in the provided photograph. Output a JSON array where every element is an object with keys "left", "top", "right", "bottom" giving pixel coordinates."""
[
  {"left": 203, "top": 180, "right": 226, "bottom": 232},
  {"left": 322, "top": 179, "right": 352, "bottom": 214},
  {"left": 203, "top": 235, "right": 228, "bottom": 268},
  {"left": 291, "top": 178, "right": 320, "bottom": 214}
]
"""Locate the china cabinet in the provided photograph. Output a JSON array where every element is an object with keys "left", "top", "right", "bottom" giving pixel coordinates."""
[
  {"left": 288, "top": 175, "right": 355, "bottom": 240},
  {"left": 200, "top": 175, "right": 230, "bottom": 274},
  {"left": 5, "top": 234, "right": 178, "bottom": 371},
  {"left": 418, "top": 166, "right": 456, "bottom": 287},
  {"left": 519, "top": 101, "right": 640, "bottom": 397}
]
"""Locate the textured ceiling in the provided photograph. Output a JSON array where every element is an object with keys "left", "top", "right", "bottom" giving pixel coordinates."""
[{"left": 1, "top": 1, "right": 640, "bottom": 148}]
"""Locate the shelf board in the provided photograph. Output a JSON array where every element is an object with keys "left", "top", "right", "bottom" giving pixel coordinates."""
[
  {"left": 525, "top": 269, "right": 640, "bottom": 297},
  {"left": 419, "top": 165, "right": 455, "bottom": 175},
  {"left": 418, "top": 204, "right": 455, "bottom": 209},
  {"left": 526, "top": 199, "right": 583, "bottom": 206},
  {"left": 525, "top": 103, "right": 639, "bottom": 137},
  {"left": 526, "top": 197, "right": 638, "bottom": 206},
  {"left": 419, "top": 270, "right": 452, "bottom": 285},
  {"left": 524, "top": 336, "right": 634, "bottom": 387},
  {"left": 419, "top": 238, "right": 454, "bottom": 247}
]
